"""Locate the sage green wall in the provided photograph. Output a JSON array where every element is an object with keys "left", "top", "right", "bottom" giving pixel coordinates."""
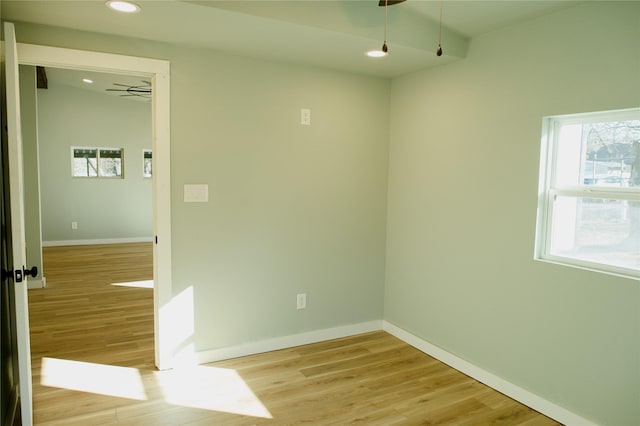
[
  {"left": 13, "top": 22, "right": 389, "bottom": 348},
  {"left": 169, "top": 52, "right": 389, "bottom": 347},
  {"left": 15, "top": 3, "right": 637, "bottom": 423},
  {"left": 19, "top": 65, "right": 43, "bottom": 281},
  {"left": 36, "top": 79, "right": 152, "bottom": 242},
  {"left": 385, "top": 2, "right": 640, "bottom": 425}
]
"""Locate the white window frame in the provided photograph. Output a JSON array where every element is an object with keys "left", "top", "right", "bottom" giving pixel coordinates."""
[
  {"left": 535, "top": 107, "right": 640, "bottom": 280},
  {"left": 71, "top": 146, "right": 124, "bottom": 178}
]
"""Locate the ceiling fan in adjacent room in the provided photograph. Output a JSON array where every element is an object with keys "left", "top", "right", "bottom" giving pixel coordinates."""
[
  {"left": 105, "top": 81, "right": 152, "bottom": 100},
  {"left": 378, "top": 0, "right": 406, "bottom": 5}
]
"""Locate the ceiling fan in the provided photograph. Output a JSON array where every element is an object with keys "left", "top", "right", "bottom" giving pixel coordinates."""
[
  {"left": 105, "top": 81, "right": 152, "bottom": 99},
  {"left": 378, "top": 0, "right": 406, "bottom": 5},
  {"left": 376, "top": 0, "right": 443, "bottom": 56}
]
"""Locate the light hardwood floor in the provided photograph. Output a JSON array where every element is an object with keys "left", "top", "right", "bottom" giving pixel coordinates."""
[{"left": 29, "top": 243, "right": 561, "bottom": 425}]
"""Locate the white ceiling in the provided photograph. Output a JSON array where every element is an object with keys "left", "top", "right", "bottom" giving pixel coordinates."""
[
  {"left": 42, "top": 67, "right": 152, "bottom": 102},
  {"left": 2, "top": 0, "right": 582, "bottom": 78}
]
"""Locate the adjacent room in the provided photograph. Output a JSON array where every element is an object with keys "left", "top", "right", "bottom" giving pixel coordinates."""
[{"left": 1, "top": 1, "right": 638, "bottom": 425}]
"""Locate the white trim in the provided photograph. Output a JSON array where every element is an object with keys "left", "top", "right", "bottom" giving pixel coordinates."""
[
  {"left": 42, "top": 237, "right": 153, "bottom": 247},
  {"left": 16, "top": 43, "right": 168, "bottom": 77},
  {"left": 27, "top": 278, "right": 45, "bottom": 289},
  {"left": 382, "top": 321, "right": 597, "bottom": 426},
  {"left": 545, "top": 107, "right": 640, "bottom": 126},
  {"left": 16, "top": 41, "right": 173, "bottom": 370},
  {"left": 186, "top": 320, "right": 383, "bottom": 366}
]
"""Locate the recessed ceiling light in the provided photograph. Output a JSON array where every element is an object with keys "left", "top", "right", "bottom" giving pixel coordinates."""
[
  {"left": 366, "top": 50, "right": 387, "bottom": 58},
  {"left": 105, "top": 0, "right": 141, "bottom": 13},
  {"left": 82, "top": 78, "right": 94, "bottom": 84}
]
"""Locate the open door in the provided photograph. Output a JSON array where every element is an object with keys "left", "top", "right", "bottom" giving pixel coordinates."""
[{"left": 3, "top": 22, "right": 35, "bottom": 426}]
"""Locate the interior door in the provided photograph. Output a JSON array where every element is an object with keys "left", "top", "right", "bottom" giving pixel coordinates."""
[
  {"left": 3, "top": 21, "right": 34, "bottom": 426},
  {"left": 2, "top": 113, "right": 20, "bottom": 426}
]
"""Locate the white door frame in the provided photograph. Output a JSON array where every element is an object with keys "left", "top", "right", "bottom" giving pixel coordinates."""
[{"left": 16, "top": 42, "right": 174, "bottom": 370}]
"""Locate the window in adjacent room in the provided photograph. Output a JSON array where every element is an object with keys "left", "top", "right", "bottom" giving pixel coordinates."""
[
  {"left": 535, "top": 108, "right": 640, "bottom": 279},
  {"left": 143, "top": 149, "right": 152, "bottom": 178},
  {"left": 72, "top": 147, "right": 124, "bottom": 178}
]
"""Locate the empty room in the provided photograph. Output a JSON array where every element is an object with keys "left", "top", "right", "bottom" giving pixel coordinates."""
[{"left": 1, "top": 1, "right": 638, "bottom": 425}]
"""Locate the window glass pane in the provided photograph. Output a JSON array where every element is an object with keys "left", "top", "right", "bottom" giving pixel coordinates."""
[
  {"left": 143, "top": 150, "right": 152, "bottom": 178},
  {"left": 554, "top": 124, "right": 583, "bottom": 187},
  {"left": 550, "top": 195, "right": 640, "bottom": 272},
  {"left": 72, "top": 148, "right": 97, "bottom": 177},
  {"left": 555, "top": 119, "right": 640, "bottom": 188},
  {"left": 99, "top": 149, "right": 123, "bottom": 177}
]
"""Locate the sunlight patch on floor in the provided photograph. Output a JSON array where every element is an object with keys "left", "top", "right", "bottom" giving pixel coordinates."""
[
  {"left": 154, "top": 365, "right": 273, "bottom": 419},
  {"left": 161, "top": 285, "right": 197, "bottom": 364},
  {"left": 40, "top": 357, "right": 147, "bottom": 400},
  {"left": 40, "top": 358, "right": 272, "bottom": 419},
  {"left": 111, "top": 279, "right": 154, "bottom": 289}
]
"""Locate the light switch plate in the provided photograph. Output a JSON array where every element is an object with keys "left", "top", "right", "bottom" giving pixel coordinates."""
[
  {"left": 301, "top": 108, "right": 311, "bottom": 126},
  {"left": 184, "top": 184, "right": 208, "bottom": 202}
]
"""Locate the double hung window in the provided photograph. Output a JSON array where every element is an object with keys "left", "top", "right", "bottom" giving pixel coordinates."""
[{"left": 536, "top": 108, "right": 640, "bottom": 279}]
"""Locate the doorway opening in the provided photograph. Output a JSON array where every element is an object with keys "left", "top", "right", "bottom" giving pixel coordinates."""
[
  {"left": 16, "top": 42, "right": 172, "bottom": 371},
  {"left": 26, "top": 65, "right": 156, "bottom": 379}
]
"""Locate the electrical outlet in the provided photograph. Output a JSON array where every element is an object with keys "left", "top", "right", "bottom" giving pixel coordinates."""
[
  {"left": 71, "top": 221, "right": 78, "bottom": 230},
  {"left": 296, "top": 293, "right": 307, "bottom": 310}
]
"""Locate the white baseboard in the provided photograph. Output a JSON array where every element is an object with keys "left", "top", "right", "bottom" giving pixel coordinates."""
[
  {"left": 174, "top": 319, "right": 594, "bottom": 425},
  {"left": 382, "top": 321, "right": 596, "bottom": 426},
  {"left": 190, "top": 320, "right": 383, "bottom": 366},
  {"left": 27, "top": 277, "right": 46, "bottom": 289},
  {"left": 43, "top": 237, "right": 153, "bottom": 247}
]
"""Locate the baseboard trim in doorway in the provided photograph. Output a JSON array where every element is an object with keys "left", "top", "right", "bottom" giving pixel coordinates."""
[
  {"left": 382, "top": 321, "right": 596, "bottom": 426},
  {"left": 43, "top": 237, "right": 153, "bottom": 247},
  {"left": 27, "top": 277, "right": 45, "bottom": 289},
  {"left": 188, "top": 320, "right": 383, "bottom": 366}
]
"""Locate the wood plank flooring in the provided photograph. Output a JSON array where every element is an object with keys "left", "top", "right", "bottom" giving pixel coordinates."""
[{"left": 29, "top": 243, "right": 561, "bottom": 425}]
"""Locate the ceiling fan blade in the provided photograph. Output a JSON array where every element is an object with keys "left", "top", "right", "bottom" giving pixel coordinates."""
[
  {"left": 106, "top": 81, "right": 152, "bottom": 99},
  {"left": 378, "top": 0, "right": 406, "bottom": 6}
]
